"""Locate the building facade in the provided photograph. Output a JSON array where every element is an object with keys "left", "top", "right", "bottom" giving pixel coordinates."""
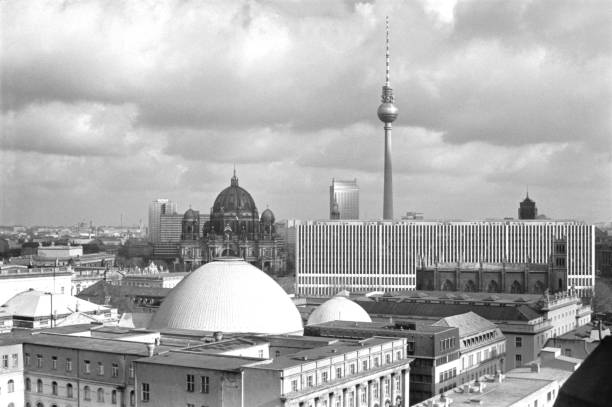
[
  {"left": 295, "top": 220, "right": 595, "bottom": 297},
  {"left": 148, "top": 199, "right": 177, "bottom": 243},
  {"left": 416, "top": 238, "right": 567, "bottom": 294},
  {"left": 329, "top": 179, "right": 359, "bottom": 220},
  {"left": 0, "top": 264, "right": 73, "bottom": 305}
]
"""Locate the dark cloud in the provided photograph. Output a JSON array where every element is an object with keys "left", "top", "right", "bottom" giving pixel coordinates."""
[{"left": 0, "top": 0, "right": 610, "bottom": 225}]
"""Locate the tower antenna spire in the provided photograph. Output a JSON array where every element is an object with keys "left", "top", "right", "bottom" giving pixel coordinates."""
[{"left": 385, "top": 15, "right": 390, "bottom": 87}]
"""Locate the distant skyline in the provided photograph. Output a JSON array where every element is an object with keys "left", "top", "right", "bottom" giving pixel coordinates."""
[{"left": 1, "top": 0, "right": 611, "bottom": 226}]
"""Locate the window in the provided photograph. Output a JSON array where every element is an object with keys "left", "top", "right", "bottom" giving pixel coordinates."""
[
  {"left": 515, "top": 337, "right": 522, "bottom": 348},
  {"left": 187, "top": 374, "right": 195, "bottom": 392},
  {"left": 36, "top": 354, "right": 43, "bottom": 368},
  {"left": 200, "top": 376, "right": 209, "bottom": 393},
  {"left": 396, "top": 351, "right": 402, "bottom": 360},
  {"left": 67, "top": 383, "right": 73, "bottom": 398},
  {"left": 275, "top": 350, "right": 281, "bottom": 358},
  {"left": 66, "top": 358, "right": 72, "bottom": 372},
  {"left": 2, "top": 354, "right": 8, "bottom": 368},
  {"left": 112, "top": 363, "right": 119, "bottom": 377},
  {"left": 534, "top": 400, "right": 538, "bottom": 407},
  {"left": 52, "top": 381, "right": 58, "bottom": 395},
  {"left": 25, "top": 353, "right": 30, "bottom": 366},
  {"left": 322, "top": 371, "right": 328, "bottom": 383},
  {"left": 97, "top": 387, "right": 104, "bottom": 402},
  {"left": 51, "top": 356, "right": 57, "bottom": 370},
  {"left": 11, "top": 353, "right": 18, "bottom": 368},
  {"left": 97, "top": 362, "right": 104, "bottom": 375},
  {"left": 112, "top": 389, "right": 117, "bottom": 404},
  {"left": 547, "top": 392, "right": 552, "bottom": 401},
  {"left": 336, "top": 367, "right": 342, "bottom": 379},
  {"left": 130, "top": 390, "right": 135, "bottom": 406},
  {"left": 8, "top": 379, "right": 14, "bottom": 392},
  {"left": 187, "top": 404, "right": 195, "bottom": 407},
  {"left": 349, "top": 364, "right": 356, "bottom": 375},
  {"left": 25, "top": 378, "right": 31, "bottom": 391},
  {"left": 385, "top": 353, "right": 391, "bottom": 364},
  {"left": 307, "top": 375, "right": 314, "bottom": 387},
  {"left": 36, "top": 379, "right": 43, "bottom": 393},
  {"left": 564, "top": 348, "right": 572, "bottom": 357},
  {"left": 84, "top": 385, "right": 91, "bottom": 400},
  {"left": 362, "top": 360, "right": 368, "bottom": 371},
  {"left": 291, "top": 379, "right": 298, "bottom": 392},
  {"left": 258, "top": 349, "right": 264, "bottom": 358},
  {"left": 129, "top": 363, "right": 135, "bottom": 378},
  {"left": 515, "top": 354, "right": 522, "bottom": 366},
  {"left": 84, "top": 360, "right": 90, "bottom": 374},
  {"left": 374, "top": 357, "right": 379, "bottom": 367},
  {"left": 141, "top": 383, "right": 150, "bottom": 402}
]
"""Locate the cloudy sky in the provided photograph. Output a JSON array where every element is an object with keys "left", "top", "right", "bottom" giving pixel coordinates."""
[{"left": 1, "top": 0, "right": 611, "bottom": 226}]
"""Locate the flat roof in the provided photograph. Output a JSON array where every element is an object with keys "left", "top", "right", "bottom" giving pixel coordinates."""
[
  {"left": 22, "top": 333, "right": 172, "bottom": 355},
  {"left": 251, "top": 337, "right": 401, "bottom": 370},
  {"left": 135, "top": 351, "right": 260, "bottom": 372},
  {"left": 307, "top": 320, "right": 454, "bottom": 334}
]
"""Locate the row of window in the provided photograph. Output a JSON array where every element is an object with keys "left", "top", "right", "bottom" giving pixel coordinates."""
[
  {"left": 24, "top": 378, "right": 119, "bottom": 404},
  {"left": 186, "top": 375, "right": 209, "bottom": 393},
  {"left": 462, "top": 330, "right": 497, "bottom": 348},
  {"left": 25, "top": 353, "right": 132, "bottom": 378},
  {"left": 1, "top": 354, "right": 18, "bottom": 369}
]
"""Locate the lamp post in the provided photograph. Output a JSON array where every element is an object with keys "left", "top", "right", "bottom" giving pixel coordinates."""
[{"left": 45, "top": 291, "right": 54, "bottom": 328}]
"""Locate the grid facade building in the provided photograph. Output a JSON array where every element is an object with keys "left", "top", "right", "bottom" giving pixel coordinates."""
[
  {"left": 329, "top": 179, "right": 359, "bottom": 219},
  {"left": 296, "top": 220, "right": 595, "bottom": 297},
  {"left": 148, "top": 199, "right": 177, "bottom": 243}
]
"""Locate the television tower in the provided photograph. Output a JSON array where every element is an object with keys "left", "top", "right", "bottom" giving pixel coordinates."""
[{"left": 377, "top": 16, "right": 398, "bottom": 220}]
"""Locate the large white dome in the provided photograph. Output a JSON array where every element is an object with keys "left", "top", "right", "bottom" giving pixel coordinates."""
[
  {"left": 148, "top": 258, "right": 302, "bottom": 334},
  {"left": 307, "top": 294, "right": 372, "bottom": 325}
]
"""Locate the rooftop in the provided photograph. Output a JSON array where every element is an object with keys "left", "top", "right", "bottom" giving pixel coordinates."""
[
  {"left": 135, "top": 351, "right": 261, "bottom": 372},
  {"left": 19, "top": 333, "right": 174, "bottom": 355},
  {"left": 306, "top": 319, "right": 454, "bottom": 334},
  {"left": 433, "top": 311, "right": 498, "bottom": 337},
  {"left": 250, "top": 336, "right": 401, "bottom": 370}
]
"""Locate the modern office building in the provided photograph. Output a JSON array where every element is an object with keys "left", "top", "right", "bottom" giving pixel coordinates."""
[
  {"left": 519, "top": 192, "right": 538, "bottom": 220},
  {"left": 329, "top": 179, "right": 359, "bottom": 220},
  {"left": 148, "top": 199, "right": 177, "bottom": 243},
  {"left": 295, "top": 220, "right": 595, "bottom": 297}
]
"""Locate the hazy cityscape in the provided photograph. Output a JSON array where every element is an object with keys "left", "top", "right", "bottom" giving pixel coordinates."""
[{"left": 1, "top": 1, "right": 611, "bottom": 407}]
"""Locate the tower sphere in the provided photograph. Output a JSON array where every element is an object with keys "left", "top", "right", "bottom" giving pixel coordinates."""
[{"left": 377, "top": 102, "right": 399, "bottom": 123}]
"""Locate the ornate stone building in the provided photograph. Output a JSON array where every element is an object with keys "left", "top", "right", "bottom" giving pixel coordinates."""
[{"left": 179, "top": 171, "right": 286, "bottom": 273}]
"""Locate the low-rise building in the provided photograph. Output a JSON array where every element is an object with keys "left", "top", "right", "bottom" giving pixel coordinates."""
[
  {"left": 0, "top": 264, "right": 73, "bottom": 305},
  {"left": 415, "top": 346, "right": 580, "bottom": 407},
  {"left": 356, "top": 290, "right": 590, "bottom": 370},
  {"left": 544, "top": 319, "right": 610, "bottom": 359}
]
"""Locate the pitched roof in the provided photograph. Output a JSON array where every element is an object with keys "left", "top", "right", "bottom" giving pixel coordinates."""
[
  {"left": 554, "top": 336, "right": 612, "bottom": 407},
  {"left": 432, "top": 312, "right": 497, "bottom": 337}
]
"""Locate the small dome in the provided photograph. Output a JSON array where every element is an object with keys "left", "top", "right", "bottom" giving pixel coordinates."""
[
  {"left": 261, "top": 208, "right": 275, "bottom": 224},
  {"left": 307, "top": 294, "right": 372, "bottom": 326},
  {"left": 183, "top": 208, "right": 198, "bottom": 220},
  {"left": 149, "top": 258, "right": 302, "bottom": 334},
  {"left": 377, "top": 102, "right": 399, "bottom": 123}
]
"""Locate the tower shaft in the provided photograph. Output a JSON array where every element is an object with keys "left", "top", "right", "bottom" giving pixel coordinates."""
[{"left": 383, "top": 123, "right": 393, "bottom": 219}]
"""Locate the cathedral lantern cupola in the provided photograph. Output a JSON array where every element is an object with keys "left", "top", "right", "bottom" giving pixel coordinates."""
[{"left": 181, "top": 207, "right": 200, "bottom": 241}]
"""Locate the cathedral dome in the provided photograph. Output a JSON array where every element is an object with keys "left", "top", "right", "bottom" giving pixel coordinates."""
[
  {"left": 183, "top": 208, "right": 198, "bottom": 220},
  {"left": 148, "top": 258, "right": 303, "bottom": 334},
  {"left": 307, "top": 294, "right": 372, "bottom": 326},
  {"left": 212, "top": 173, "right": 257, "bottom": 215},
  {"left": 261, "top": 208, "right": 275, "bottom": 224}
]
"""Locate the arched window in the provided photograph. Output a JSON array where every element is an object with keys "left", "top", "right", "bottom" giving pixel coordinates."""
[
  {"left": 112, "top": 389, "right": 117, "bottom": 404},
  {"left": 83, "top": 386, "right": 91, "bottom": 401},
  {"left": 464, "top": 280, "right": 477, "bottom": 292},
  {"left": 487, "top": 280, "right": 500, "bottom": 293},
  {"left": 510, "top": 280, "right": 522, "bottom": 293},
  {"left": 130, "top": 390, "right": 135, "bottom": 406},
  {"left": 37, "top": 379, "right": 43, "bottom": 393},
  {"left": 97, "top": 387, "right": 104, "bottom": 402},
  {"left": 52, "top": 381, "right": 58, "bottom": 395},
  {"left": 8, "top": 379, "right": 14, "bottom": 392},
  {"left": 36, "top": 403, "right": 43, "bottom": 407},
  {"left": 25, "top": 377, "right": 31, "bottom": 391},
  {"left": 67, "top": 383, "right": 74, "bottom": 398},
  {"left": 441, "top": 279, "right": 454, "bottom": 291}
]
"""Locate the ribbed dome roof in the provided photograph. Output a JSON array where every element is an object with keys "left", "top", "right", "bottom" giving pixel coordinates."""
[
  {"left": 149, "top": 258, "right": 302, "bottom": 334},
  {"left": 307, "top": 294, "right": 372, "bottom": 326},
  {"left": 212, "top": 174, "right": 257, "bottom": 214},
  {"left": 261, "top": 208, "right": 275, "bottom": 224},
  {"left": 183, "top": 208, "right": 198, "bottom": 220}
]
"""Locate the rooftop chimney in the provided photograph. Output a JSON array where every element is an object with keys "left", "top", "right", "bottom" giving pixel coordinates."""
[{"left": 146, "top": 343, "right": 156, "bottom": 357}]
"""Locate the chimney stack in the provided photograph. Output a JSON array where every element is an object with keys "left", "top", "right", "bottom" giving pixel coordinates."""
[{"left": 146, "top": 343, "right": 156, "bottom": 357}]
